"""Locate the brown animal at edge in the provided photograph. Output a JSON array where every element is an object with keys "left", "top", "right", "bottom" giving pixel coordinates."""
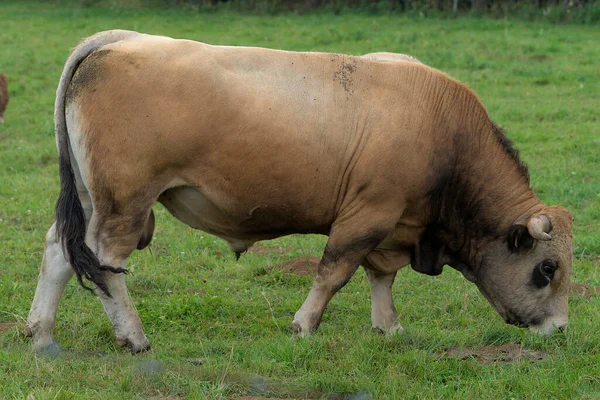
[
  {"left": 26, "top": 30, "right": 573, "bottom": 353},
  {"left": 0, "top": 73, "right": 8, "bottom": 123}
]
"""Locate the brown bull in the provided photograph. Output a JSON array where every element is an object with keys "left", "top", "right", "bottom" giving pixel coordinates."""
[{"left": 26, "top": 30, "right": 573, "bottom": 353}]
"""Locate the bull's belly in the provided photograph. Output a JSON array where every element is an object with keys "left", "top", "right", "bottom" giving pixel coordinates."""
[
  {"left": 158, "top": 186, "right": 420, "bottom": 273},
  {"left": 157, "top": 186, "right": 324, "bottom": 253}
]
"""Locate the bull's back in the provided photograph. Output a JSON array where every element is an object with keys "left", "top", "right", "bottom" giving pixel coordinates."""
[{"left": 67, "top": 34, "right": 454, "bottom": 236}]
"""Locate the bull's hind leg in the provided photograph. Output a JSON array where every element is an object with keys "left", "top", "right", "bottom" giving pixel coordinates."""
[
  {"left": 26, "top": 223, "right": 75, "bottom": 353},
  {"left": 290, "top": 214, "right": 394, "bottom": 336},
  {"left": 26, "top": 184, "right": 93, "bottom": 353},
  {"left": 86, "top": 211, "right": 152, "bottom": 353}
]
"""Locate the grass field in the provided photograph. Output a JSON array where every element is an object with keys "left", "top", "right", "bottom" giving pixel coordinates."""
[{"left": 1, "top": 2, "right": 599, "bottom": 399}]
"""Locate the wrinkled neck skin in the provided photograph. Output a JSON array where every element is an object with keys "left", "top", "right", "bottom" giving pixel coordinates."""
[{"left": 428, "top": 115, "right": 542, "bottom": 282}]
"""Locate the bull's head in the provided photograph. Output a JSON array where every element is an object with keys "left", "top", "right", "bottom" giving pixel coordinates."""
[{"left": 412, "top": 205, "right": 573, "bottom": 334}]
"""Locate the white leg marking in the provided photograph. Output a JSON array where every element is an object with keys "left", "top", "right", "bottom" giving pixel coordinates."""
[
  {"left": 26, "top": 223, "right": 74, "bottom": 352},
  {"left": 87, "top": 216, "right": 150, "bottom": 353},
  {"left": 291, "top": 286, "right": 331, "bottom": 337},
  {"left": 365, "top": 269, "right": 403, "bottom": 335},
  {"left": 96, "top": 270, "right": 150, "bottom": 353},
  {"left": 290, "top": 261, "right": 360, "bottom": 336}
]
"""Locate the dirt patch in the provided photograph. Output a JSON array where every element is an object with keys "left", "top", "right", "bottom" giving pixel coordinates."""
[
  {"left": 443, "top": 344, "right": 547, "bottom": 363},
  {"left": 0, "top": 322, "right": 16, "bottom": 335},
  {"left": 571, "top": 283, "right": 600, "bottom": 300},
  {"left": 272, "top": 256, "right": 320, "bottom": 277},
  {"left": 247, "top": 245, "right": 295, "bottom": 256}
]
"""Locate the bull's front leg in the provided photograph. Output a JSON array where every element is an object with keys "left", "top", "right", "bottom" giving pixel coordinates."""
[
  {"left": 290, "top": 256, "right": 360, "bottom": 336},
  {"left": 290, "top": 215, "right": 394, "bottom": 336},
  {"left": 362, "top": 250, "right": 410, "bottom": 335},
  {"left": 363, "top": 268, "right": 402, "bottom": 335}
]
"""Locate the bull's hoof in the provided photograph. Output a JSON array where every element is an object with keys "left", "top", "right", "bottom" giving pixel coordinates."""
[
  {"left": 289, "top": 321, "right": 310, "bottom": 338},
  {"left": 116, "top": 335, "right": 151, "bottom": 354},
  {"left": 130, "top": 342, "right": 151, "bottom": 354},
  {"left": 29, "top": 337, "right": 61, "bottom": 356},
  {"left": 25, "top": 321, "right": 61, "bottom": 356},
  {"left": 372, "top": 322, "right": 403, "bottom": 336},
  {"left": 289, "top": 321, "right": 301, "bottom": 333},
  {"left": 34, "top": 342, "right": 61, "bottom": 356}
]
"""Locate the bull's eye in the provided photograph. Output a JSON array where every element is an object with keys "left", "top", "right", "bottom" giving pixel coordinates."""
[
  {"left": 532, "top": 260, "right": 557, "bottom": 288},
  {"left": 541, "top": 262, "right": 556, "bottom": 278}
]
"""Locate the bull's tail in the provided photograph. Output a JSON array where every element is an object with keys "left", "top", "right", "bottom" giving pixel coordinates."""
[{"left": 54, "top": 30, "right": 140, "bottom": 297}]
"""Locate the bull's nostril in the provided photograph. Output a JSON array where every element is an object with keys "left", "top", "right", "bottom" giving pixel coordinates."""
[{"left": 556, "top": 325, "right": 567, "bottom": 333}]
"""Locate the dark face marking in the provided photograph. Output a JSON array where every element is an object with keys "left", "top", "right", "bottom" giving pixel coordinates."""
[{"left": 531, "top": 259, "right": 557, "bottom": 289}]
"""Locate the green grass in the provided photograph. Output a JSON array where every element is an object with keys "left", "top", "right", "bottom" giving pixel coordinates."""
[{"left": 1, "top": 2, "right": 599, "bottom": 399}]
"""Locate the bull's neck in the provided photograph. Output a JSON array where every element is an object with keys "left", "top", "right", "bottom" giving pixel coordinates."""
[{"left": 430, "top": 114, "right": 542, "bottom": 256}]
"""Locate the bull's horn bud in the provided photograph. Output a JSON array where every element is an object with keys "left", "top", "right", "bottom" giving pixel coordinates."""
[{"left": 527, "top": 214, "right": 552, "bottom": 241}]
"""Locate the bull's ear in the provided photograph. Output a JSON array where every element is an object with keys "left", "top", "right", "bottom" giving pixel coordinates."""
[
  {"left": 411, "top": 230, "right": 445, "bottom": 276},
  {"left": 507, "top": 224, "right": 534, "bottom": 252}
]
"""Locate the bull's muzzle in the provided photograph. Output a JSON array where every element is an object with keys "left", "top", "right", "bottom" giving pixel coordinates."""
[{"left": 529, "top": 317, "right": 568, "bottom": 335}]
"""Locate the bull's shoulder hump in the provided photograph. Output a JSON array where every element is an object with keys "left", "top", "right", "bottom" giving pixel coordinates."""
[{"left": 100, "top": 33, "right": 207, "bottom": 54}]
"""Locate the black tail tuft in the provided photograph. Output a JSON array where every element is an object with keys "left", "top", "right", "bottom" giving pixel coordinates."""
[{"left": 55, "top": 152, "right": 126, "bottom": 298}]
